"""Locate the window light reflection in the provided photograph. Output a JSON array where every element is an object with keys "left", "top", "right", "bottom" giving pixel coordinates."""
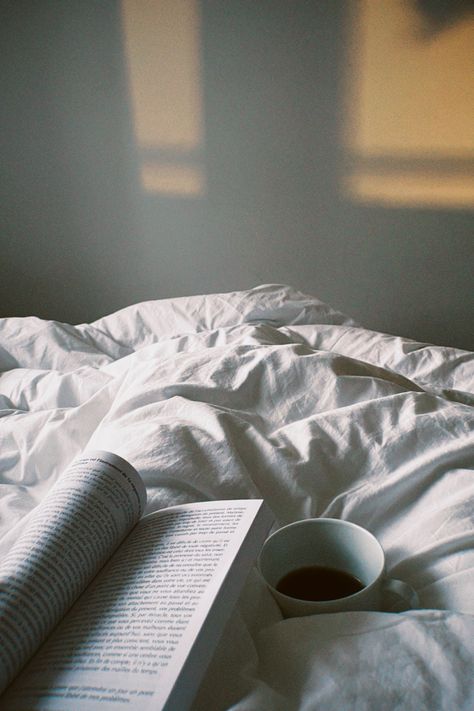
[
  {"left": 343, "top": 0, "right": 474, "bottom": 209},
  {"left": 121, "top": 0, "right": 206, "bottom": 197}
]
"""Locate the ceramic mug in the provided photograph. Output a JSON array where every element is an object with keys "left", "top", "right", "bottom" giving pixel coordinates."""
[{"left": 258, "top": 518, "right": 419, "bottom": 617}]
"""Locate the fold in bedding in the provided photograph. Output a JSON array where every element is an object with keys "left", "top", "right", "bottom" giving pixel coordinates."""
[{"left": 1, "top": 284, "right": 473, "bottom": 710}]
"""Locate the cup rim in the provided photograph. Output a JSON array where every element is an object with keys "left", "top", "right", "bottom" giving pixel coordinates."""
[{"left": 258, "top": 517, "right": 386, "bottom": 606}]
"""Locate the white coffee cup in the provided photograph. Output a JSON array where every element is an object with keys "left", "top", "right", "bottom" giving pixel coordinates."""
[{"left": 258, "top": 518, "right": 418, "bottom": 617}]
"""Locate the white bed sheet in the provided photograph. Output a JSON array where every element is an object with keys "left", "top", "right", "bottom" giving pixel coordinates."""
[{"left": 1, "top": 284, "right": 473, "bottom": 710}]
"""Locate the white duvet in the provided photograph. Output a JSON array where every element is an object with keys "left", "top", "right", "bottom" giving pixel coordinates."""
[{"left": 1, "top": 284, "right": 473, "bottom": 710}]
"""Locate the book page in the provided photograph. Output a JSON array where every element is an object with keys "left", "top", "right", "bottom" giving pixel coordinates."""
[
  {"left": 0, "top": 451, "right": 145, "bottom": 695},
  {"left": 1, "top": 499, "right": 273, "bottom": 711}
]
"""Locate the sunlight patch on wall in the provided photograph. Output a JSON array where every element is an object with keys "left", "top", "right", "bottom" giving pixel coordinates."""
[
  {"left": 121, "top": 0, "right": 205, "bottom": 196},
  {"left": 343, "top": 0, "right": 474, "bottom": 209}
]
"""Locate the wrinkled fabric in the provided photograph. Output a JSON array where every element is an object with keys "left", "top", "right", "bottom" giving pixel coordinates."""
[{"left": 0, "top": 284, "right": 473, "bottom": 710}]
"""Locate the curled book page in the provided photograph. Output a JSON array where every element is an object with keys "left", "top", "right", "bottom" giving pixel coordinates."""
[{"left": 0, "top": 451, "right": 146, "bottom": 694}]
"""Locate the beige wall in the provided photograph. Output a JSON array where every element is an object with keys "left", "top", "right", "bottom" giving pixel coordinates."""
[{"left": 1, "top": 1, "right": 473, "bottom": 349}]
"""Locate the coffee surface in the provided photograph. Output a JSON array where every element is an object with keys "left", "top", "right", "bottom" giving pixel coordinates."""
[{"left": 276, "top": 565, "right": 364, "bottom": 601}]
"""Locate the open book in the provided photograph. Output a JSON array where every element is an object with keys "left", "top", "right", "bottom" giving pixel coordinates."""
[{"left": 0, "top": 451, "right": 273, "bottom": 710}]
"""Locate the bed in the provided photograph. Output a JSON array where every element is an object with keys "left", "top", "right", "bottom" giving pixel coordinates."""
[{"left": 1, "top": 283, "right": 473, "bottom": 709}]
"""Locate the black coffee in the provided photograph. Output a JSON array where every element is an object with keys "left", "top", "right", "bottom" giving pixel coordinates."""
[{"left": 276, "top": 565, "right": 364, "bottom": 601}]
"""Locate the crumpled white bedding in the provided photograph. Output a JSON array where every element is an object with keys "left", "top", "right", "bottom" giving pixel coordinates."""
[{"left": 1, "top": 284, "right": 473, "bottom": 710}]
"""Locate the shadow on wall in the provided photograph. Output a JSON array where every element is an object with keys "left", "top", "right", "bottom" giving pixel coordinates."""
[
  {"left": 120, "top": 0, "right": 474, "bottom": 348},
  {"left": 123, "top": 0, "right": 474, "bottom": 210},
  {"left": 1, "top": 0, "right": 473, "bottom": 349}
]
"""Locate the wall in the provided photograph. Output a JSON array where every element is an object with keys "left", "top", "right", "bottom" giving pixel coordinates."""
[
  {"left": 1, "top": 1, "right": 141, "bottom": 324},
  {"left": 1, "top": 1, "right": 473, "bottom": 349}
]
